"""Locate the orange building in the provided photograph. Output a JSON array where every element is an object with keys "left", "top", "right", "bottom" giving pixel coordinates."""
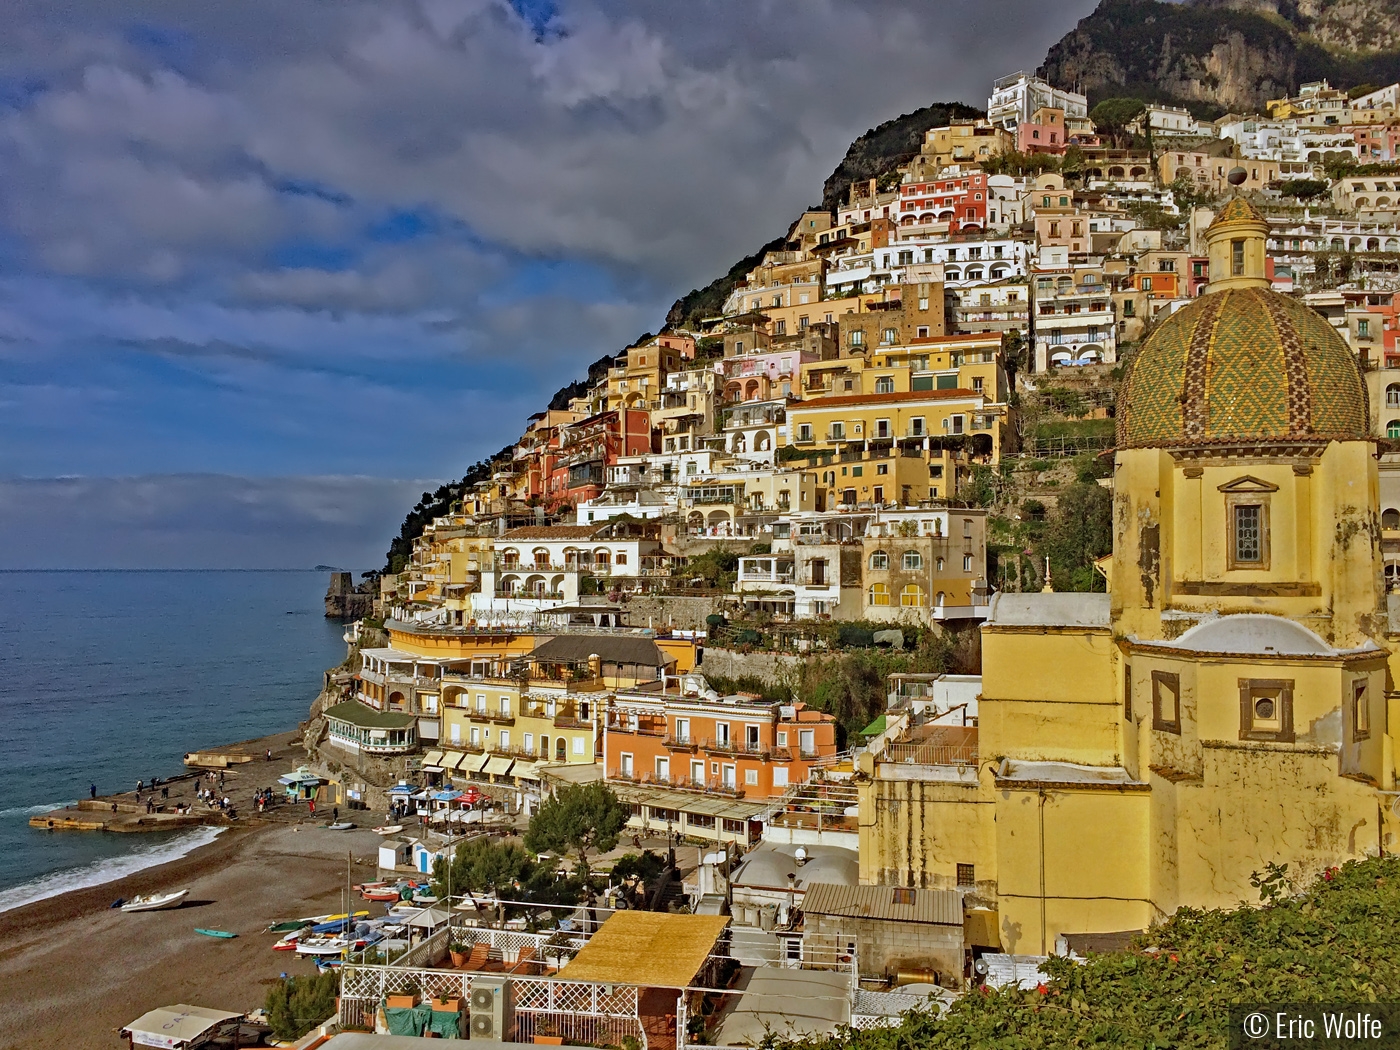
[{"left": 603, "top": 681, "right": 837, "bottom": 799}]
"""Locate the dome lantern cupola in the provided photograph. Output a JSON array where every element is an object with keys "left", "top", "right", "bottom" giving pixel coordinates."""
[{"left": 1204, "top": 197, "right": 1271, "bottom": 294}]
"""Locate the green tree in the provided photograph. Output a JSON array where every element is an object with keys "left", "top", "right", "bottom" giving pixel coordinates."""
[
  {"left": 1277, "top": 178, "right": 1329, "bottom": 201},
  {"left": 524, "top": 782, "right": 628, "bottom": 873},
  {"left": 432, "top": 836, "right": 539, "bottom": 899},
  {"left": 265, "top": 972, "right": 339, "bottom": 1040},
  {"left": 1089, "top": 98, "right": 1146, "bottom": 148},
  {"left": 684, "top": 544, "right": 742, "bottom": 587},
  {"left": 1044, "top": 481, "right": 1113, "bottom": 592}
]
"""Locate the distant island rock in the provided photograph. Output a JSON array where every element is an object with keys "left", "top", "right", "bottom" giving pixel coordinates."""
[{"left": 312, "top": 564, "right": 345, "bottom": 572}]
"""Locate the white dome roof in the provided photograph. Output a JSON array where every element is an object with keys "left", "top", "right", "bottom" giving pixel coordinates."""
[{"left": 1171, "top": 614, "right": 1334, "bottom": 655}]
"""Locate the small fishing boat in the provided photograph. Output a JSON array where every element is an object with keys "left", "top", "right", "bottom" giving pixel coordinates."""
[
  {"left": 325, "top": 822, "right": 355, "bottom": 831},
  {"left": 294, "top": 935, "right": 354, "bottom": 956},
  {"left": 121, "top": 889, "right": 189, "bottom": 912},
  {"left": 195, "top": 928, "right": 237, "bottom": 939},
  {"left": 356, "top": 883, "right": 403, "bottom": 903},
  {"left": 372, "top": 824, "right": 404, "bottom": 836},
  {"left": 266, "top": 919, "right": 312, "bottom": 934},
  {"left": 272, "top": 927, "right": 311, "bottom": 950}
]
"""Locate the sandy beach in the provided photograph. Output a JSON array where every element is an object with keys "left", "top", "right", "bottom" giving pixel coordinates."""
[{"left": 0, "top": 820, "right": 387, "bottom": 1049}]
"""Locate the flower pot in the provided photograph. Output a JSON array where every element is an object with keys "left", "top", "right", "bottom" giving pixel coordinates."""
[
  {"left": 386, "top": 994, "right": 419, "bottom": 1009},
  {"left": 450, "top": 950, "right": 468, "bottom": 968}
]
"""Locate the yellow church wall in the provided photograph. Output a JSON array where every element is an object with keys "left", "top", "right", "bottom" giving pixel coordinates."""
[
  {"left": 993, "top": 784, "right": 1153, "bottom": 954},
  {"left": 1170, "top": 745, "right": 1390, "bottom": 912},
  {"left": 1309, "top": 441, "right": 1384, "bottom": 648},
  {"left": 857, "top": 774, "right": 994, "bottom": 891},
  {"left": 981, "top": 629, "right": 1117, "bottom": 704},
  {"left": 982, "top": 700, "right": 1122, "bottom": 765}
]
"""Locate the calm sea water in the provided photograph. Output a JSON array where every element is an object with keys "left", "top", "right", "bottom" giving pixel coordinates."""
[{"left": 0, "top": 570, "right": 348, "bottom": 910}]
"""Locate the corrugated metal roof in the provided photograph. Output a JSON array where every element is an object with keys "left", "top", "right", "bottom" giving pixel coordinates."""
[{"left": 800, "top": 882, "right": 962, "bottom": 926}]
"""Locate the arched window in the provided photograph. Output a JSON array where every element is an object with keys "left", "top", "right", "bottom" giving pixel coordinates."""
[
  {"left": 557, "top": 738, "right": 567, "bottom": 761},
  {"left": 869, "top": 551, "right": 889, "bottom": 570},
  {"left": 935, "top": 592, "right": 946, "bottom": 608},
  {"left": 875, "top": 376, "right": 895, "bottom": 394},
  {"left": 900, "top": 584, "right": 926, "bottom": 607},
  {"left": 902, "top": 550, "right": 923, "bottom": 570},
  {"left": 1387, "top": 383, "right": 1400, "bottom": 408},
  {"left": 869, "top": 582, "right": 890, "bottom": 606},
  {"left": 936, "top": 557, "right": 945, "bottom": 572},
  {"left": 1389, "top": 421, "right": 1400, "bottom": 439},
  {"left": 1384, "top": 509, "right": 1400, "bottom": 529}
]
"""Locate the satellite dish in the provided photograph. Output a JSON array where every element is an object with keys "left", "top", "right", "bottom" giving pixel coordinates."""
[
  {"left": 973, "top": 958, "right": 990, "bottom": 976},
  {"left": 1227, "top": 166, "right": 1248, "bottom": 187}
]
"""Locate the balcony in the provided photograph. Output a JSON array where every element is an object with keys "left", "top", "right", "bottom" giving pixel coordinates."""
[
  {"left": 605, "top": 717, "right": 666, "bottom": 737},
  {"left": 606, "top": 769, "right": 746, "bottom": 798},
  {"left": 663, "top": 734, "right": 698, "bottom": 752}
]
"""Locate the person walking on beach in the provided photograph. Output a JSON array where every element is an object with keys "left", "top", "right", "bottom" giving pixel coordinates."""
[
  {"left": 266, "top": 748, "right": 273, "bottom": 761},
  {"left": 136, "top": 779, "right": 143, "bottom": 793},
  {"left": 308, "top": 798, "right": 316, "bottom": 816},
  {"left": 332, "top": 806, "right": 339, "bottom": 824},
  {"left": 89, "top": 783, "right": 96, "bottom": 800}
]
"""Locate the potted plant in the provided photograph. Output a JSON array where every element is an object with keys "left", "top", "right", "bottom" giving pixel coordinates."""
[
  {"left": 449, "top": 940, "right": 469, "bottom": 968},
  {"left": 385, "top": 985, "right": 419, "bottom": 1009}
]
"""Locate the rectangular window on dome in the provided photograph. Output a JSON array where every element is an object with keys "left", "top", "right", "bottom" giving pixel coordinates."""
[
  {"left": 1233, "top": 504, "right": 1263, "bottom": 566},
  {"left": 1152, "top": 670, "right": 1181, "bottom": 735},
  {"left": 1232, "top": 238, "right": 1245, "bottom": 276}
]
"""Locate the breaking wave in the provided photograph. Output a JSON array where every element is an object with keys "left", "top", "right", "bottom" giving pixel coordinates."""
[{"left": 0, "top": 826, "right": 225, "bottom": 914}]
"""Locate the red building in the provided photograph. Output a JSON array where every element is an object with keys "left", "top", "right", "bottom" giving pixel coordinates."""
[
  {"left": 898, "top": 170, "right": 988, "bottom": 232},
  {"left": 547, "top": 409, "right": 655, "bottom": 511}
]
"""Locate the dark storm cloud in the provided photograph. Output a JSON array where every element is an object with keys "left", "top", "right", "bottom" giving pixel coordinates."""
[{"left": 0, "top": 0, "right": 1098, "bottom": 565}]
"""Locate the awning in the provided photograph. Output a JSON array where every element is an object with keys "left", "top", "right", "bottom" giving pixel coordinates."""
[
  {"left": 460, "top": 753, "right": 490, "bottom": 773},
  {"left": 512, "top": 762, "right": 541, "bottom": 781},
  {"left": 437, "top": 752, "right": 465, "bottom": 772},
  {"left": 121, "top": 1005, "right": 242, "bottom": 1048},
  {"left": 421, "top": 749, "right": 446, "bottom": 768},
  {"left": 388, "top": 782, "right": 417, "bottom": 796},
  {"left": 483, "top": 756, "right": 515, "bottom": 776}
]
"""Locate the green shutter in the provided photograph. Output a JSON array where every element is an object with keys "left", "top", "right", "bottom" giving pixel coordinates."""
[
  {"left": 936, "top": 374, "right": 958, "bottom": 389},
  {"left": 912, "top": 375, "right": 934, "bottom": 391}
]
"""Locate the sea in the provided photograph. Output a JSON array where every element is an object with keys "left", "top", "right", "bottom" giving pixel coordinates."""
[{"left": 0, "top": 570, "right": 349, "bottom": 913}]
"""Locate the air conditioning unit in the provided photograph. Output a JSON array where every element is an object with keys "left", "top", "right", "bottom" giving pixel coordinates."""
[{"left": 469, "top": 974, "right": 513, "bottom": 1040}]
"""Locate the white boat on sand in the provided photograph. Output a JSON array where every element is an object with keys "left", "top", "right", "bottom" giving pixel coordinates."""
[{"left": 121, "top": 889, "right": 189, "bottom": 912}]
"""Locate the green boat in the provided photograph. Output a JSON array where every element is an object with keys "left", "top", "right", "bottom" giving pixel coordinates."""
[{"left": 195, "top": 928, "right": 237, "bottom": 939}]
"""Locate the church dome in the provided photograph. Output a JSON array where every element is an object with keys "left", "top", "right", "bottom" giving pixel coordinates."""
[{"left": 1116, "top": 196, "right": 1369, "bottom": 450}]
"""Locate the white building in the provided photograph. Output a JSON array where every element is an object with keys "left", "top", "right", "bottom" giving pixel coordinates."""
[{"left": 987, "top": 71, "right": 1087, "bottom": 130}]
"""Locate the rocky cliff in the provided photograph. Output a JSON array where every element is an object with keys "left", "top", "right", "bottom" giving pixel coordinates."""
[{"left": 1041, "top": 0, "right": 1400, "bottom": 112}]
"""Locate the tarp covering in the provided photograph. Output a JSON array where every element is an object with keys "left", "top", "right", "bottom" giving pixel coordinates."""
[
  {"left": 121, "top": 1004, "right": 241, "bottom": 1048},
  {"left": 429, "top": 1009, "right": 462, "bottom": 1038},
  {"left": 383, "top": 1001, "right": 433, "bottom": 1037}
]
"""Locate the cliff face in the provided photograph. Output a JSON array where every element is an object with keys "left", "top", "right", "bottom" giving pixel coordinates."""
[{"left": 1040, "top": 0, "right": 1400, "bottom": 111}]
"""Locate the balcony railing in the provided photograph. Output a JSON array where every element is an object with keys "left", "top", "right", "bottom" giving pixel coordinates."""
[{"left": 884, "top": 743, "right": 979, "bottom": 767}]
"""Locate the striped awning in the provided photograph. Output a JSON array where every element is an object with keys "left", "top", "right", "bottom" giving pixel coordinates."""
[
  {"left": 460, "top": 752, "right": 490, "bottom": 773},
  {"left": 483, "top": 756, "right": 515, "bottom": 776}
]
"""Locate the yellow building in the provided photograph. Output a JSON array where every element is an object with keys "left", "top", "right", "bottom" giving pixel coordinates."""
[
  {"left": 859, "top": 197, "right": 1400, "bottom": 954},
  {"left": 606, "top": 342, "right": 682, "bottom": 413}
]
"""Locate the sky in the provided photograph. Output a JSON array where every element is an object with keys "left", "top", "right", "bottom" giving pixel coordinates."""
[{"left": 0, "top": 0, "right": 1100, "bottom": 569}]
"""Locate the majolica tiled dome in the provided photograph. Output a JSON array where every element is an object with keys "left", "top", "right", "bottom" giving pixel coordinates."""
[{"left": 1116, "top": 285, "right": 1370, "bottom": 449}]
